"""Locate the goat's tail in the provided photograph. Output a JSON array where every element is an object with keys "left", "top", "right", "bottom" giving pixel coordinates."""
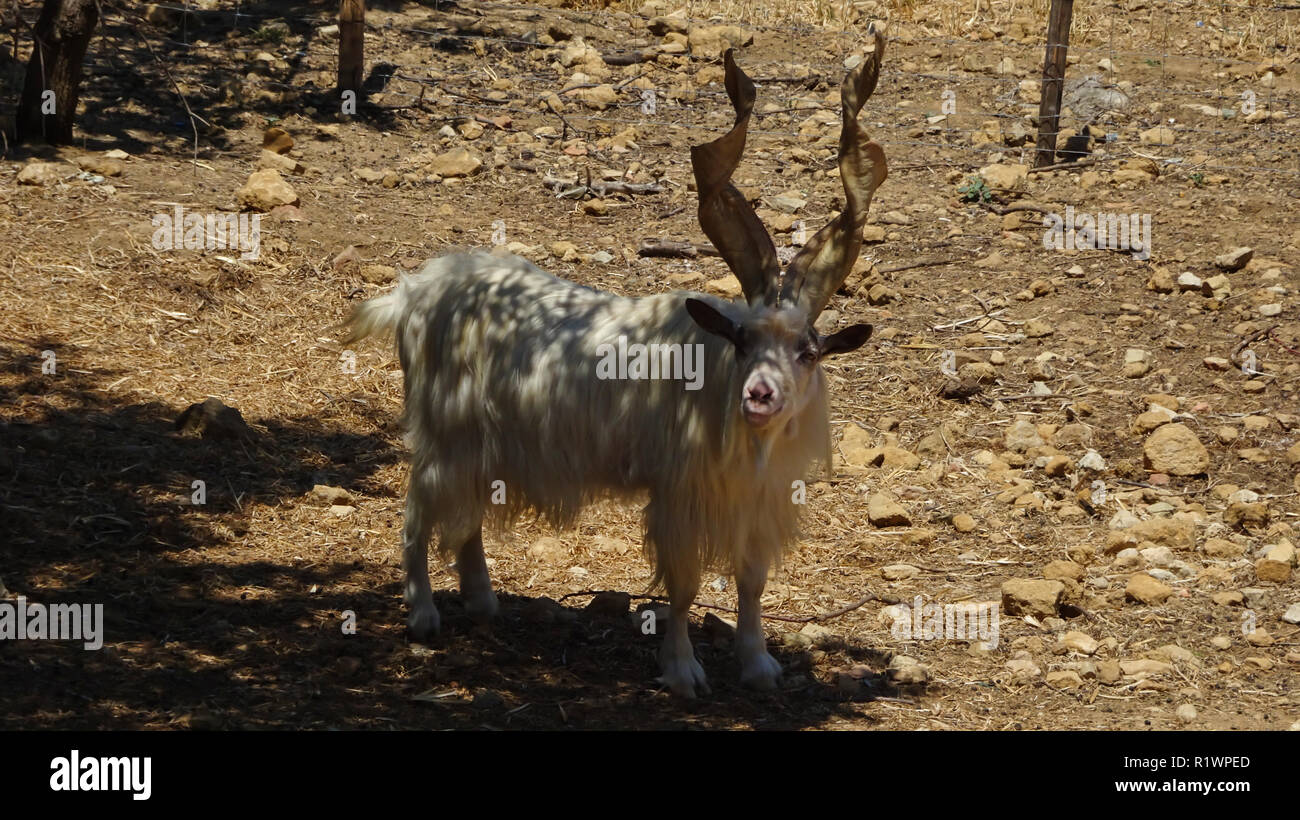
[{"left": 342, "top": 288, "right": 402, "bottom": 345}]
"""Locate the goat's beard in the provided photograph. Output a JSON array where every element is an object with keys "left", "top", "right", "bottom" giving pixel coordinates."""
[
  {"left": 783, "top": 415, "right": 800, "bottom": 442},
  {"left": 747, "top": 413, "right": 801, "bottom": 473},
  {"left": 751, "top": 427, "right": 775, "bottom": 473}
]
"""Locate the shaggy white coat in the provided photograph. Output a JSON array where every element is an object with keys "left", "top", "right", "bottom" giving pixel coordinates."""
[{"left": 347, "top": 250, "right": 836, "bottom": 695}]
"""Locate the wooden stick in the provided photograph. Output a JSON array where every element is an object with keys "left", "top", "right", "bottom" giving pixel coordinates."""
[
  {"left": 602, "top": 50, "right": 652, "bottom": 66},
  {"left": 338, "top": 0, "right": 365, "bottom": 95},
  {"left": 1230, "top": 324, "right": 1279, "bottom": 370},
  {"left": 1028, "top": 156, "right": 1109, "bottom": 174},
  {"left": 877, "top": 256, "right": 964, "bottom": 274},
  {"left": 1033, "top": 0, "right": 1074, "bottom": 169},
  {"left": 637, "top": 238, "right": 719, "bottom": 258},
  {"left": 984, "top": 203, "right": 1056, "bottom": 215}
]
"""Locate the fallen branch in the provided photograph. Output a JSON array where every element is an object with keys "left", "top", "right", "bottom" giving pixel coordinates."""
[
  {"left": 637, "top": 238, "right": 719, "bottom": 258},
  {"left": 591, "top": 179, "right": 663, "bottom": 196},
  {"left": 1027, "top": 156, "right": 1110, "bottom": 174},
  {"left": 602, "top": 49, "right": 653, "bottom": 66},
  {"left": 805, "top": 593, "right": 893, "bottom": 623}
]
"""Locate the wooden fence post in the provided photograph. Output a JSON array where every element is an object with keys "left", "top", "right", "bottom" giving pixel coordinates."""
[
  {"left": 1033, "top": 0, "right": 1074, "bottom": 168},
  {"left": 338, "top": 0, "right": 365, "bottom": 98}
]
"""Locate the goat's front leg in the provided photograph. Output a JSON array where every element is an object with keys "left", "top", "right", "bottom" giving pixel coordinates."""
[
  {"left": 659, "top": 567, "right": 709, "bottom": 698},
  {"left": 736, "top": 555, "right": 781, "bottom": 690}
]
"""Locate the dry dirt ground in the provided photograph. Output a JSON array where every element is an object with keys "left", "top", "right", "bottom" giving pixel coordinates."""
[{"left": 1, "top": 0, "right": 1298, "bottom": 730}]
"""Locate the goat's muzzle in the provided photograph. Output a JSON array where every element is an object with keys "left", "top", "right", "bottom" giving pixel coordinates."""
[{"left": 742, "top": 378, "right": 783, "bottom": 427}]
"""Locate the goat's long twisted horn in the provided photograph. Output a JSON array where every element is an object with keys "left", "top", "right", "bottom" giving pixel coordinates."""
[
  {"left": 779, "top": 27, "right": 888, "bottom": 317},
  {"left": 690, "top": 49, "right": 780, "bottom": 306}
]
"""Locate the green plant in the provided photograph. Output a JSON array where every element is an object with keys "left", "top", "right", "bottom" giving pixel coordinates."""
[
  {"left": 1190, "top": 172, "right": 1205, "bottom": 187},
  {"left": 958, "top": 175, "right": 993, "bottom": 204},
  {"left": 251, "top": 25, "right": 287, "bottom": 45}
]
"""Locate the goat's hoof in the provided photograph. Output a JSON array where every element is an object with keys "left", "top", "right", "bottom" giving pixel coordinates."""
[
  {"left": 739, "top": 651, "right": 782, "bottom": 690},
  {"left": 407, "top": 606, "right": 442, "bottom": 642},
  {"left": 659, "top": 657, "right": 710, "bottom": 699},
  {"left": 463, "top": 589, "right": 499, "bottom": 624}
]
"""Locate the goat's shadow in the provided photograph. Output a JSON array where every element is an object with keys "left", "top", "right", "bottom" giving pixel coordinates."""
[
  {"left": 0, "top": 338, "right": 916, "bottom": 730},
  {"left": 396, "top": 589, "right": 916, "bottom": 728}
]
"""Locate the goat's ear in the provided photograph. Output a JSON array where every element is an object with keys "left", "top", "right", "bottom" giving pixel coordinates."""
[
  {"left": 819, "top": 323, "right": 873, "bottom": 358},
  {"left": 685, "top": 297, "right": 744, "bottom": 347}
]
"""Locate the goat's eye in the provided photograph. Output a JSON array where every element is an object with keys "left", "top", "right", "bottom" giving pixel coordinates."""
[{"left": 797, "top": 345, "right": 817, "bottom": 364}]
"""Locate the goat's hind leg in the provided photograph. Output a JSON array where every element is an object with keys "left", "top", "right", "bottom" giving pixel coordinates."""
[{"left": 403, "top": 465, "right": 440, "bottom": 641}]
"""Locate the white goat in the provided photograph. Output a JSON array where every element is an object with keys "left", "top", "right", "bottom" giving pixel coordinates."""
[{"left": 346, "top": 34, "right": 889, "bottom": 697}]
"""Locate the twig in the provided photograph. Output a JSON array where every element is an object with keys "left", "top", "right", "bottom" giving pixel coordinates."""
[
  {"left": 891, "top": 161, "right": 967, "bottom": 171},
  {"left": 120, "top": 10, "right": 209, "bottom": 169},
  {"left": 1027, "top": 156, "right": 1111, "bottom": 174},
  {"left": 804, "top": 593, "right": 892, "bottom": 623},
  {"left": 755, "top": 75, "right": 826, "bottom": 86},
  {"left": 878, "top": 256, "right": 965, "bottom": 274},
  {"left": 1230, "top": 324, "right": 1278, "bottom": 369},
  {"left": 544, "top": 96, "right": 586, "bottom": 140},
  {"left": 984, "top": 203, "right": 1057, "bottom": 216},
  {"left": 932, "top": 308, "right": 1007, "bottom": 331},
  {"left": 1115, "top": 479, "right": 1163, "bottom": 490}
]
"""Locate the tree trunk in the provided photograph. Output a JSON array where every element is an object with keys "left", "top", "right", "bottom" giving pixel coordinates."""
[{"left": 17, "top": 0, "right": 99, "bottom": 144}]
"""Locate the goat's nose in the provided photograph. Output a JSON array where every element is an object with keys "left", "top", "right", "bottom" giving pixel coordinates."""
[{"left": 747, "top": 381, "right": 774, "bottom": 404}]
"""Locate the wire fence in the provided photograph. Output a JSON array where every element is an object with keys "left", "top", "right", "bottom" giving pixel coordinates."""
[{"left": 3, "top": 0, "right": 1297, "bottom": 178}]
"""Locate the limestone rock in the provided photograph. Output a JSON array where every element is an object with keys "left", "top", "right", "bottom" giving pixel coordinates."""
[
  {"left": 1126, "top": 572, "right": 1172, "bottom": 605},
  {"left": 1143, "top": 423, "right": 1210, "bottom": 475},
  {"left": 868, "top": 493, "right": 911, "bottom": 528},
  {"left": 236, "top": 169, "right": 299, "bottom": 211},
  {"left": 1001, "top": 578, "right": 1065, "bottom": 618}
]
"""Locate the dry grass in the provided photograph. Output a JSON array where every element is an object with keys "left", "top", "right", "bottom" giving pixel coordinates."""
[{"left": 642, "top": 0, "right": 1300, "bottom": 58}]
